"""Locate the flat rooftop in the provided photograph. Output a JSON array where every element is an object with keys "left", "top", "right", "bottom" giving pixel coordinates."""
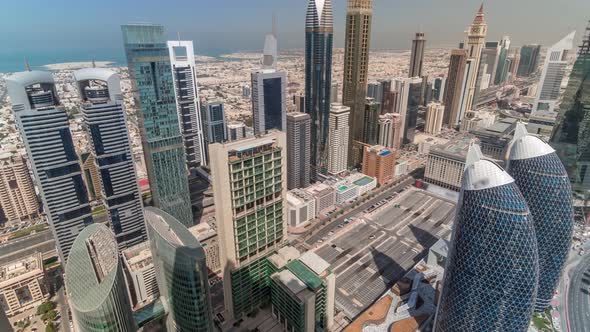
[
  {"left": 430, "top": 134, "right": 475, "bottom": 160},
  {"left": 353, "top": 176, "right": 374, "bottom": 187}
]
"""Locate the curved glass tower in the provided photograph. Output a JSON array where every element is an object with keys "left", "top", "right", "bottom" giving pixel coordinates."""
[
  {"left": 145, "top": 207, "right": 213, "bottom": 331},
  {"left": 436, "top": 145, "right": 538, "bottom": 332},
  {"left": 65, "top": 224, "right": 136, "bottom": 332},
  {"left": 305, "top": 0, "right": 334, "bottom": 177},
  {"left": 508, "top": 123, "right": 574, "bottom": 312}
]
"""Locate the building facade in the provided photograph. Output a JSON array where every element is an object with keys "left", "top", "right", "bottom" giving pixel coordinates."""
[
  {"left": 189, "top": 222, "right": 222, "bottom": 275},
  {"left": 517, "top": 44, "right": 541, "bottom": 77},
  {"left": 122, "top": 24, "right": 192, "bottom": 226},
  {"left": 0, "top": 253, "right": 46, "bottom": 316},
  {"left": 227, "top": 121, "right": 247, "bottom": 142},
  {"left": 286, "top": 112, "right": 311, "bottom": 190},
  {"left": 305, "top": 0, "right": 334, "bottom": 177},
  {"left": 121, "top": 242, "right": 159, "bottom": 310},
  {"left": 424, "top": 102, "right": 445, "bottom": 135},
  {"left": 202, "top": 100, "right": 227, "bottom": 146},
  {"left": 286, "top": 189, "right": 317, "bottom": 230},
  {"left": 74, "top": 68, "right": 147, "bottom": 250},
  {"left": 327, "top": 104, "right": 350, "bottom": 175},
  {"left": 252, "top": 68, "right": 287, "bottom": 134},
  {"left": 435, "top": 145, "right": 538, "bottom": 332},
  {"left": 145, "top": 207, "right": 213, "bottom": 331},
  {"left": 463, "top": 5, "right": 487, "bottom": 113},
  {"left": 362, "top": 98, "right": 380, "bottom": 146},
  {"left": 443, "top": 49, "right": 468, "bottom": 127},
  {"left": 304, "top": 183, "right": 336, "bottom": 214},
  {"left": 167, "top": 40, "right": 207, "bottom": 167},
  {"left": 7, "top": 71, "right": 93, "bottom": 262},
  {"left": 0, "top": 152, "right": 38, "bottom": 223},
  {"left": 424, "top": 135, "right": 473, "bottom": 191},
  {"left": 378, "top": 113, "right": 402, "bottom": 150},
  {"left": 362, "top": 145, "right": 396, "bottom": 185},
  {"left": 65, "top": 224, "right": 136, "bottom": 332},
  {"left": 409, "top": 32, "right": 426, "bottom": 78}
]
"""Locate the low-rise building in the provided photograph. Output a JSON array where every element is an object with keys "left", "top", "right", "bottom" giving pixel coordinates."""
[
  {"left": 189, "top": 222, "right": 221, "bottom": 275},
  {"left": 122, "top": 242, "right": 158, "bottom": 310},
  {"left": 362, "top": 145, "right": 396, "bottom": 185},
  {"left": 0, "top": 253, "right": 47, "bottom": 316},
  {"left": 346, "top": 173, "right": 377, "bottom": 196},
  {"left": 395, "top": 159, "right": 409, "bottom": 177},
  {"left": 470, "top": 117, "right": 517, "bottom": 160},
  {"left": 424, "top": 135, "right": 475, "bottom": 191},
  {"left": 334, "top": 182, "right": 360, "bottom": 204},
  {"left": 304, "top": 183, "right": 336, "bottom": 214},
  {"left": 286, "top": 190, "right": 317, "bottom": 231}
]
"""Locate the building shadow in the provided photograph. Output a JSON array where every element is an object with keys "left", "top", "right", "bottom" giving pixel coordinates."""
[
  {"left": 408, "top": 224, "right": 439, "bottom": 263},
  {"left": 367, "top": 246, "right": 405, "bottom": 291}
]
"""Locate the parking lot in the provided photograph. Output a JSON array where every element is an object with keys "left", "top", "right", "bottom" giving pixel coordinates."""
[{"left": 313, "top": 189, "right": 455, "bottom": 318}]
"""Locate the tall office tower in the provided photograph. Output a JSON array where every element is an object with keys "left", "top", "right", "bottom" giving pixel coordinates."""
[
  {"left": 202, "top": 100, "right": 227, "bottom": 146},
  {"left": 481, "top": 42, "right": 501, "bottom": 87},
  {"left": 425, "top": 102, "right": 445, "bottom": 135},
  {"left": 551, "top": 22, "right": 590, "bottom": 193},
  {"left": 443, "top": 49, "right": 468, "bottom": 127},
  {"left": 6, "top": 71, "right": 93, "bottom": 262},
  {"left": 145, "top": 207, "right": 213, "bottom": 331},
  {"left": 122, "top": 24, "right": 192, "bottom": 227},
  {"left": 330, "top": 82, "right": 339, "bottom": 103},
  {"left": 494, "top": 36, "right": 512, "bottom": 85},
  {"left": 378, "top": 113, "right": 402, "bottom": 149},
  {"left": 362, "top": 145, "right": 396, "bottom": 185},
  {"left": 209, "top": 131, "right": 287, "bottom": 319},
  {"left": 402, "top": 77, "right": 425, "bottom": 145},
  {"left": 456, "top": 58, "right": 476, "bottom": 127},
  {"left": 74, "top": 68, "right": 146, "bottom": 250},
  {"left": 305, "top": 0, "right": 334, "bottom": 177},
  {"left": 227, "top": 121, "right": 247, "bottom": 142},
  {"left": 363, "top": 98, "right": 380, "bottom": 146},
  {"left": 0, "top": 151, "right": 39, "bottom": 222},
  {"left": 507, "top": 123, "right": 574, "bottom": 312},
  {"left": 435, "top": 145, "right": 538, "bottom": 332},
  {"left": 286, "top": 112, "right": 311, "bottom": 190},
  {"left": 252, "top": 31, "right": 287, "bottom": 134},
  {"left": 517, "top": 44, "right": 542, "bottom": 77},
  {"left": 532, "top": 32, "right": 576, "bottom": 116},
  {"left": 167, "top": 40, "right": 207, "bottom": 168},
  {"left": 433, "top": 77, "right": 446, "bottom": 102},
  {"left": 463, "top": 4, "right": 487, "bottom": 114},
  {"left": 409, "top": 32, "right": 426, "bottom": 77},
  {"left": 342, "top": 0, "right": 373, "bottom": 168},
  {"left": 327, "top": 104, "right": 350, "bottom": 175},
  {"left": 65, "top": 224, "right": 136, "bottom": 332},
  {"left": 473, "top": 51, "right": 489, "bottom": 102}
]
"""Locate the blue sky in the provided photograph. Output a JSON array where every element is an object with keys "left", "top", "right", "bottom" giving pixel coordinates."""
[{"left": 1, "top": 0, "right": 588, "bottom": 60}]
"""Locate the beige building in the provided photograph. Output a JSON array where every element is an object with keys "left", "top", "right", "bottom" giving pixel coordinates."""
[
  {"left": 121, "top": 242, "right": 158, "bottom": 310},
  {"left": 424, "top": 103, "right": 445, "bottom": 135},
  {"left": 0, "top": 152, "right": 39, "bottom": 223},
  {"left": 425, "top": 135, "right": 476, "bottom": 191},
  {"left": 80, "top": 152, "right": 102, "bottom": 201},
  {"left": 327, "top": 103, "right": 350, "bottom": 175},
  {"left": 189, "top": 222, "right": 221, "bottom": 275},
  {"left": 0, "top": 253, "right": 47, "bottom": 316},
  {"left": 378, "top": 113, "right": 402, "bottom": 150}
]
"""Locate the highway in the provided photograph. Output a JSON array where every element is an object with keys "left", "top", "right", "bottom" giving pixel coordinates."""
[
  {"left": 0, "top": 230, "right": 55, "bottom": 263},
  {"left": 568, "top": 254, "right": 590, "bottom": 332}
]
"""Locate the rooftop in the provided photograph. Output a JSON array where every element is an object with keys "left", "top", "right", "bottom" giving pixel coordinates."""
[
  {"left": 430, "top": 134, "right": 476, "bottom": 160},
  {"left": 353, "top": 176, "right": 375, "bottom": 187}
]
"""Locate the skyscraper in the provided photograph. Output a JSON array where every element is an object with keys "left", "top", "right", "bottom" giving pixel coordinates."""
[
  {"left": 252, "top": 30, "right": 287, "bottom": 134},
  {"left": 6, "top": 71, "right": 93, "bottom": 262},
  {"left": 342, "top": 0, "right": 373, "bottom": 167},
  {"left": 122, "top": 24, "right": 193, "bottom": 227},
  {"left": 378, "top": 113, "right": 402, "bottom": 149},
  {"left": 209, "top": 131, "right": 287, "bottom": 319},
  {"left": 424, "top": 102, "right": 445, "bottom": 135},
  {"left": 65, "top": 224, "right": 136, "bottom": 332},
  {"left": 227, "top": 121, "right": 247, "bottom": 142},
  {"left": 409, "top": 32, "right": 426, "bottom": 78},
  {"left": 551, "top": 23, "right": 590, "bottom": 192},
  {"left": 202, "top": 100, "right": 227, "bottom": 146},
  {"left": 442, "top": 49, "right": 468, "bottom": 127},
  {"left": 481, "top": 41, "right": 502, "bottom": 88},
  {"left": 494, "top": 36, "right": 511, "bottom": 85},
  {"left": 286, "top": 112, "right": 311, "bottom": 190},
  {"left": 435, "top": 145, "right": 538, "bottom": 332},
  {"left": 167, "top": 40, "right": 207, "bottom": 167},
  {"left": 0, "top": 151, "right": 39, "bottom": 222},
  {"left": 305, "top": 0, "right": 334, "bottom": 177},
  {"left": 327, "top": 104, "right": 350, "bottom": 175},
  {"left": 74, "top": 68, "right": 147, "bottom": 250},
  {"left": 363, "top": 97, "right": 380, "bottom": 146},
  {"left": 433, "top": 77, "right": 446, "bottom": 102},
  {"left": 532, "top": 31, "right": 576, "bottom": 116},
  {"left": 517, "top": 44, "right": 541, "bottom": 77},
  {"left": 145, "top": 207, "right": 213, "bottom": 331},
  {"left": 463, "top": 4, "right": 487, "bottom": 115},
  {"left": 507, "top": 123, "right": 574, "bottom": 312},
  {"left": 398, "top": 77, "right": 424, "bottom": 144}
]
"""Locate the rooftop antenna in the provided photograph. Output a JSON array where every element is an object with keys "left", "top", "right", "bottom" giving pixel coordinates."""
[
  {"left": 177, "top": 31, "right": 182, "bottom": 45},
  {"left": 91, "top": 57, "right": 96, "bottom": 68},
  {"left": 24, "top": 57, "right": 31, "bottom": 72},
  {"left": 272, "top": 12, "right": 277, "bottom": 37}
]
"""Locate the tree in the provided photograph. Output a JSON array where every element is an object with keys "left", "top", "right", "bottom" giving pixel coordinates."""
[
  {"left": 42, "top": 310, "right": 57, "bottom": 322},
  {"left": 45, "top": 322, "right": 56, "bottom": 332},
  {"left": 37, "top": 301, "right": 56, "bottom": 315}
]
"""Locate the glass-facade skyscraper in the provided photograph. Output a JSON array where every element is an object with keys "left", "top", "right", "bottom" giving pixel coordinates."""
[
  {"left": 508, "top": 123, "right": 574, "bottom": 312},
  {"left": 436, "top": 145, "right": 538, "bottom": 332},
  {"left": 121, "top": 23, "right": 193, "bottom": 227},
  {"left": 305, "top": 0, "right": 334, "bottom": 177},
  {"left": 517, "top": 44, "right": 542, "bottom": 77}
]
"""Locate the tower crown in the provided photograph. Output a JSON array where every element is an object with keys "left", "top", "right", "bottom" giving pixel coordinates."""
[{"left": 473, "top": 3, "right": 485, "bottom": 24}]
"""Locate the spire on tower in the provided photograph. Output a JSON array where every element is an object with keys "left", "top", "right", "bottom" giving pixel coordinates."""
[
  {"left": 24, "top": 57, "right": 31, "bottom": 72},
  {"left": 91, "top": 57, "right": 96, "bottom": 68},
  {"left": 272, "top": 12, "right": 277, "bottom": 38},
  {"left": 473, "top": 3, "right": 485, "bottom": 24}
]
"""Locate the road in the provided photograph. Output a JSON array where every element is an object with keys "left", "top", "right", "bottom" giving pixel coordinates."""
[
  {"left": 0, "top": 230, "right": 55, "bottom": 264},
  {"left": 568, "top": 254, "right": 590, "bottom": 332}
]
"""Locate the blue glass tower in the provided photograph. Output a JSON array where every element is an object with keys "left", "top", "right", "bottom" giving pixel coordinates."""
[
  {"left": 305, "top": 0, "right": 334, "bottom": 177},
  {"left": 122, "top": 24, "right": 193, "bottom": 227},
  {"left": 508, "top": 123, "right": 574, "bottom": 312},
  {"left": 436, "top": 145, "right": 538, "bottom": 332}
]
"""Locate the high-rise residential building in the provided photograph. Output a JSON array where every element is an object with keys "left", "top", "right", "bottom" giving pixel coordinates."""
[
  {"left": 286, "top": 112, "right": 311, "bottom": 190},
  {"left": 209, "top": 131, "right": 287, "bottom": 319},
  {"left": 424, "top": 102, "right": 445, "bottom": 135},
  {"left": 362, "top": 145, "right": 396, "bottom": 185},
  {"left": 433, "top": 77, "right": 446, "bottom": 102},
  {"left": 435, "top": 145, "right": 538, "bottom": 332},
  {"left": 330, "top": 82, "right": 339, "bottom": 103},
  {"left": 293, "top": 94, "right": 306, "bottom": 113},
  {"left": 517, "top": 44, "right": 542, "bottom": 77},
  {"left": 327, "top": 104, "right": 350, "bottom": 175},
  {"left": 463, "top": 4, "right": 487, "bottom": 113},
  {"left": 145, "top": 207, "right": 213, "bottom": 331},
  {"left": 494, "top": 36, "right": 512, "bottom": 85},
  {"left": 122, "top": 24, "right": 192, "bottom": 226},
  {"left": 443, "top": 49, "right": 468, "bottom": 127},
  {"left": 65, "top": 224, "right": 136, "bottom": 332},
  {"left": 367, "top": 80, "right": 393, "bottom": 114},
  {"left": 252, "top": 31, "right": 287, "bottom": 134},
  {"left": 551, "top": 22, "right": 590, "bottom": 192},
  {"left": 456, "top": 58, "right": 477, "bottom": 127},
  {"left": 409, "top": 32, "right": 426, "bottom": 77},
  {"left": 202, "top": 100, "right": 227, "bottom": 146},
  {"left": 532, "top": 31, "right": 576, "bottom": 116},
  {"left": 74, "top": 68, "right": 146, "bottom": 250},
  {"left": 480, "top": 42, "right": 501, "bottom": 89},
  {"left": 121, "top": 242, "right": 159, "bottom": 310},
  {"left": 6, "top": 71, "right": 93, "bottom": 262},
  {"left": 363, "top": 97, "right": 380, "bottom": 146},
  {"left": 399, "top": 77, "right": 424, "bottom": 145},
  {"left": 227, "top": 121, "right": 247, "bottom": 142},
  {"left": 378, "top": 113, "right": 402, "bottom": 149},
  {"left": 0, "top": 151, "right": 38, "bottom": 222},
  {"left": 507, "top": 123, "right": 574, "bottom": 312},
  {"left": 305, "top": 0, "right": 334, "bottom": 177},
  {"left": 343, "top": 0, "right": 373, "bottom": 168},
  {"left": 167, "top": 40, "right": 207, "bottom": 168}
]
